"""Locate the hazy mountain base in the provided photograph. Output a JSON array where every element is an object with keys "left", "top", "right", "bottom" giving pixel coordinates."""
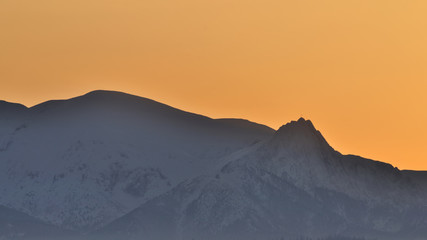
[
  {"left": 80, "top": 236, "right": 376, "bottom": 240},
  {"left": 0, "top": 205, "right": 75, "bottom": 240},
  {"left": 7, "top": 235, "right": 377, "bottom": 240}
]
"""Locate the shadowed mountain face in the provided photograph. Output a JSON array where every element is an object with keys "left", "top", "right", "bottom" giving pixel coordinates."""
[
  {"left": 0, "top": 90, "right": 274, "bottom": 231},
  {"left": 95, "top": 118, "right": 427, "bottom": 240},
  {"left": 0, "top": 205, "right": 72, "bottom": 240},
  {"left": 0, "top": 101, "right": 27, "bottom": 114},
  {"left": 0, "top": 91, "right": 426, "bottom": 240}
]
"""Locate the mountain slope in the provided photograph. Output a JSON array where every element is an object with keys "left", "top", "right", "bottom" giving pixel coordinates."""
[
  {"left": 97, "top": 118, "right": 427, "bottom": 240},
  {"left": 0, "top": 90, "right": 274, "bottom": 230},
  {"left": 0, "top": 205, "right": 73, "bottom": 240}
]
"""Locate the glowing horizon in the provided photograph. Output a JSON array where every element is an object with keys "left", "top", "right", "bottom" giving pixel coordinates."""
[{"left": 1, "top": 0, "right": 426, "bottom": 170}]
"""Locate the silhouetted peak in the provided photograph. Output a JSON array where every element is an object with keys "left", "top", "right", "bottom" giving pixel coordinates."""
[
  {"left": 274, "top": 118, "right": 333, "bottom": 151},
  {"left": 81, "top": 90, "right": 142, "bottom": 102},
  {"left": 78, "top": 90, "right": 175, "bottom": 109},
  {"left": 297, "top": 117, "right": 308, "bottom": 122},
  {"left": 84, "top": 89, "right": 129, "bottom": 97},
  {"left": 30, "top": 90, "right": 158, "bottom": 113},
  {"left": 276, "top": 118, "right": 316, "bottom": 135},
  {"left": 76, "top": 90, "right": 190, "bottom": 114}
]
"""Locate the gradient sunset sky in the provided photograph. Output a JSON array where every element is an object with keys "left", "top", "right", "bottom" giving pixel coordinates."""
[{"left": 1, "top": 0, "right": 426, "bottom": 170}]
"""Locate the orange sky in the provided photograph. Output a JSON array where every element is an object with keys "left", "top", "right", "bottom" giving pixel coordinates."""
[{"left": 1, "top": 0, "right": 426, "bottom": 170}]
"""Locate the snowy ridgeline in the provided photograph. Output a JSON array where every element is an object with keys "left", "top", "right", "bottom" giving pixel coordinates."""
[{"left": 0, "top": 90, "right": 426, "bottom": 240}]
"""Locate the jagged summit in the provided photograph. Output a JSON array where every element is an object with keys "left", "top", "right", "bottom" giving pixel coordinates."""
[
  {"left": 273, "top": 117, "right": 333, "bottom": 152},
  {"left": 277, "top": 117, "right": 316, "bottom": 133},
  {"left": 275, "top": 117, "right": 320, "bottom": 139}
]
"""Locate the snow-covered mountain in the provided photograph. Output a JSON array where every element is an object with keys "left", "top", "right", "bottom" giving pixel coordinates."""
[
  {"left": 1, "top": 91, "right": 426, "bottom": 240},
  {"left": 94, "top": 118, "right": 427, "bottom": 240},
  {"left": 0, "top": 90, "right": 273, "bottom": 231}
]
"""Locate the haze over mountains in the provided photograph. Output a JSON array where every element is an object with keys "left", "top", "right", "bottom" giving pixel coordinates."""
[{"left": 0, "top": 90, "right": 426, "bottom": 240}]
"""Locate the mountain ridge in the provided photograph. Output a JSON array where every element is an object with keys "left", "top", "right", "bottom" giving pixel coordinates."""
[
  {"left": 0, "top": 90, "right": 426, "bottom": 240},
  {"left": 95, "top": 117, "right": 426, "bottom": 240},
  {"left": 0, "top": 90, "right": 275, "bottom": 231}
]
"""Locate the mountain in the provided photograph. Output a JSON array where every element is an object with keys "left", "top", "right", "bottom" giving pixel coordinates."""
[
  {"left": 95, "top": 118, "right": 427, "bottom": 240},
  {"left": 0, "top": 91, "right": 426, "bottom": 240},
  {"left": 0, "top": 90, "right": 274, "bottom": 230}
]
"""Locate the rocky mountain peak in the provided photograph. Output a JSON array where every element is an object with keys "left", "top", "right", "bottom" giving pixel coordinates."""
[{"left": 271, "top": 117, "right": 335, "bottom": 156}]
